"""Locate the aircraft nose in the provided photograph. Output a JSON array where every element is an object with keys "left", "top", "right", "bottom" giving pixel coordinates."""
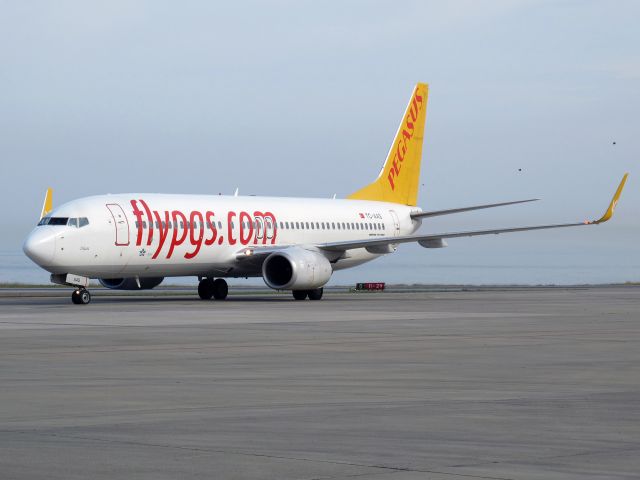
[{"left": 23, "top": 229, "right": 56, "bottom": 266}]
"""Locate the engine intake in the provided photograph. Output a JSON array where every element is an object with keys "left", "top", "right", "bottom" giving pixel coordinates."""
[
  {"left": 262, "top": 248, "right": 332, "bottom": 290},
  {"left": 99, "top": 277, "right": 164, "bottom": 290}
]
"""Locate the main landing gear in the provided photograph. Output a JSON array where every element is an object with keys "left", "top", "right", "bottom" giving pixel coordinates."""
[
  {"left": 71, "top": 288, "right": 91, "bottom": 305},
  {"left": 292, "top": 288, "right": 323, "bottom": 301},
  {"left": 198, "top": 278, "right": 228, "bottom": 300}
]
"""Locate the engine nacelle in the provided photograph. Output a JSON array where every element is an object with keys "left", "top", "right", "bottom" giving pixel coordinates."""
[
  {"left": 262, "top": 248, "right": 332, "bottom": 290},
  {"left": 99, "top": 277, "right": 164, "bottom": 290}
]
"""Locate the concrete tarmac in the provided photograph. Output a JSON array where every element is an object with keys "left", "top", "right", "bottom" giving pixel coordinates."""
[{"left": 0, "top": 287, "right": 639, "bottom": 479}]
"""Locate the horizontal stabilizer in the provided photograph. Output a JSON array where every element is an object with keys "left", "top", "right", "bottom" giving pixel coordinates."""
[{"left": 411, "top": 198, "right": 539, "bottom": 219}]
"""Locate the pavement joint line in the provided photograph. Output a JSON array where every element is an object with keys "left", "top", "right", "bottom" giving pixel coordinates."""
[{"left": 10, "top": 430, "right": 515, "bottom": 480}]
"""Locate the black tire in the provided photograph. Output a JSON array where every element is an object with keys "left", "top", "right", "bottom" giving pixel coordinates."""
[
  {"left": 79, "top": 290, "right": 91, "bottom": 305},
  {"left": 307, "top": 288, "right": 323, "bottom": 300},
  {"left": 198, "top": 279, "right": 214, "bottom": 300},
  {"left": 212, "top": 278, "right": 228, "bottom": 300},
  {"left": 71, "top": 290, "right": 81, "bottom": 304},
  {"left": 292, "top": 290, "right": 307, "bottom": 300}
]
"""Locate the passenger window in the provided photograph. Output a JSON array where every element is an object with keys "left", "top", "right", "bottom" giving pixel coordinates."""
[
  {"left": 332, "top": 222, "right": 335, "bottom": 229},
  {"left": 316, "top": 222, "right": 319, "bottom": 229}
]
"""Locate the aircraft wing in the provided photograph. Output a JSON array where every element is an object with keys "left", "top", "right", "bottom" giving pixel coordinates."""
[
  {"left": 319, "top": 222, "right": 586, "bottom": 252},
  {"left": 236, "top": 174, "right": 627, "bottom": 259},
  {"left": 319, "top": 173, "right": 628, "bottom": 253},
  {"left": 411, "top": 198, "right": 538, "bottom": 219}
]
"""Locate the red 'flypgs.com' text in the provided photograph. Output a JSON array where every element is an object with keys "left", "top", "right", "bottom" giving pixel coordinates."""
[{"left": 130, "top": 200, "right": 277, "bottom": 260}]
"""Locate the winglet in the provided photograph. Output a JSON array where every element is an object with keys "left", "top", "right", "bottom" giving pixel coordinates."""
[
  {"left": 40, "top": 188, "right": 53, "bottom": 219},
  {"left": 590, "top": 173, "right": 628, "bottom": 224}
]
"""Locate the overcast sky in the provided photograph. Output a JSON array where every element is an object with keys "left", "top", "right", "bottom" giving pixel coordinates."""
[{"left": 1, "top": 0, "right": 638, "bottom": 281}]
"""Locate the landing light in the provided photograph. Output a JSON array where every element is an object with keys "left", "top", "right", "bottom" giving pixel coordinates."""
[{"left": 236, "top": 248, "right": 254, "bottom": 260}]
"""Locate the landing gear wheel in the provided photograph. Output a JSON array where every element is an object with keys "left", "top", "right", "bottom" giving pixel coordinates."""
[
  {"left": 80, "top": 290, "right": 91, "bottom": 304},
  {"left": 198, "top": 279, "right": 214, "bottom": 300},
  {"left": 72, "top": 289, "right": 91, "bottom": 305},
  {"left": 292, "top": 290, "right": 308, "bottom": 300},
  {"left": 212, "top": 279, "right": 228, "bottom": 300},
  {"left": 307, "top": 288, "right": 323, "bottom": 300}
]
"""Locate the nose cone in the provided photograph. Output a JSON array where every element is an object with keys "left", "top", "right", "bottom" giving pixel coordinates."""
[{"left": 23, "top": 229, "right": 56, "bottom": 266}]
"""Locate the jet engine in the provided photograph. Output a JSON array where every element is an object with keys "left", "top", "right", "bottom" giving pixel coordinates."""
[
  {"left": 262, "top": 248, "right": 332, "bottom": 290},
  {"left": 99, "top": 277, "right": 164, "bottom": 290}
]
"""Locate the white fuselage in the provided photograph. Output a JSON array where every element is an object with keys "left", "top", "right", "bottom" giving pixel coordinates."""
[{"left": 24, "top": 194, "right": 421, "bottom": 280}]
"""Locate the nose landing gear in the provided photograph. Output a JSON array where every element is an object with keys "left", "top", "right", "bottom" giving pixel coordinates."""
[
  {"left": 198, "top": 278, "right": 228, "bottom": 300},
  {"left": 71, "top": 289, "right": 91, "bottom": 305}
]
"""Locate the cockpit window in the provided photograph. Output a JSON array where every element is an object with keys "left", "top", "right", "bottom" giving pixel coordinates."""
[{"left": 37, "top": 216, "right": 89, "bottom": 227}]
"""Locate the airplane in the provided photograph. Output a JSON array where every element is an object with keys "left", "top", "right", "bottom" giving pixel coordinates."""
[{"left": 23, "top": 83, "right": 628, "bottom": 305}]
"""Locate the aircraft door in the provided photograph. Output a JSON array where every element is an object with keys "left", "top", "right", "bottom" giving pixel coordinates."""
[
  {"left": 389, "top": 210, "right": 400, "bottom": 236},
  {"left": 106, "top": 204, "right": 130, "bottom": 246}
]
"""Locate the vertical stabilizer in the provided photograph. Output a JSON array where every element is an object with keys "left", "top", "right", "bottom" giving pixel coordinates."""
[
  {"left": 348, "top": 83, "right": 428, "bottom": 206},
  {"left": 41, "top": 188, "right": 53, "bottom": 219}
]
